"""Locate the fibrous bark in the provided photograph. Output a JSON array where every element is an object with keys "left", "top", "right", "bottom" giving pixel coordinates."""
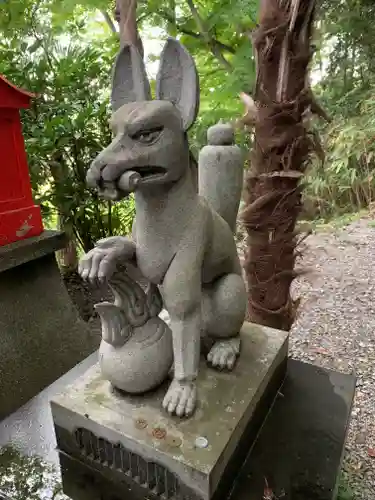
[{"left": 242, "top": 0, "right": 323, "bottom": 331}]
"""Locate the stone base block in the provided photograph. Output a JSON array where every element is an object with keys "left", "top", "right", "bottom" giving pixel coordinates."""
[
  {"left": 0, "top": 231, "right": 100, "bottom": 420},
  {"left": 56, "top": 360, "right": 356, "bottom": 500},
  {"left": 230, "top": 359, "right": 356, "bottom": 499},
  {"left": 51, "top": 322, "right": 288, "bottom": 500}
]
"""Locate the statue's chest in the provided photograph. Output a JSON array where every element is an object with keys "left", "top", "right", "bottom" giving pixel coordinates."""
[
  {"left": 136, "top": 232, "right": 176, "bottom": 285},
  {"left": 133, "top": 196, "right": 197, "bottom": 285}
]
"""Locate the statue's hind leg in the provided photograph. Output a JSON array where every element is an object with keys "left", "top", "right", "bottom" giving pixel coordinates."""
[{"left": 202, "top": 273, "right": 246, "bottom": 370}]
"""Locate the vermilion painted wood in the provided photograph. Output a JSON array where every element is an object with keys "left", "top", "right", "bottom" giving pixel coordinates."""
[
  {"left": 0, "top": 75, "right": 35, "bottom": 109},
  {"left": 0, "top": 75, "right": 43, "bottom": 246}
]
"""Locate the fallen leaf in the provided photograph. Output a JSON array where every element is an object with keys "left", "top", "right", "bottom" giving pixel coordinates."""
[
  {"left": 352, "top": 461, "right": 363, "bottom": 472},
  {"left": 263, "top": 488, "right": 274, "bottom": 500},
  {"left": 367, "top": 448, "right": 375, "bottom": 458},
  {"left": 313, "top": 347, "right": 330, "bottom": 355},
  {"left": 263, "top": 478, "right": 275, "bottom": 499}
]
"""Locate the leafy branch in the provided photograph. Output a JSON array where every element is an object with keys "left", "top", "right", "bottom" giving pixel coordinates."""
[
  {"left": 158, "top": 9, "right": 236, "bottom": 54},
  {"left": 185, "top": 0, "right": 232, "bottom": 70}
]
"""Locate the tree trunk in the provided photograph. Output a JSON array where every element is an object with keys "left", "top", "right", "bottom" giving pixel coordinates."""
[
  {"left": 48, "top": 156, "right": 79, "bottom": 271},
  {"left": 242, "top": 0, "right": 319, "bottom": 331},
  {"left": 115, "top": 0, "right": 143, "bottom": 56},
  {"left": 57, "top": 217, "right": 79, "bottom": 271}
]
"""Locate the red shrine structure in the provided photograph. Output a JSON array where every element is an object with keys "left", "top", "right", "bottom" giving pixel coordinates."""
[{"left": 0, "top": 75, "right": 44, "bottom": 247}]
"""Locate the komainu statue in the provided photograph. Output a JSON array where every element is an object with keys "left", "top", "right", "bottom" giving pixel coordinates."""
[{"left": 79, "top": 38, "right": 247, "bottom": 417}]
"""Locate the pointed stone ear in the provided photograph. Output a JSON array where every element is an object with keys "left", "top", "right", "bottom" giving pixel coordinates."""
[
  {"left": 156, "top": 38, "right": 200, "bottom": 131},
  {"left": 111, "top": 44, "right": 151, "bottom": 112}
]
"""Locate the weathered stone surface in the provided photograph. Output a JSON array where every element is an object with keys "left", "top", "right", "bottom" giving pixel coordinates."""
[
  {"left": 97, "top": 271, "right": 173, "bottom": 394},
  {"left": 206, "top": 123, "right": 235, "bottom": 146},
  {"left": 0, "top": 246, "right": 100, "bottom": 420},
  {"left": 198, "top": 137, "right": 244, "bottom": 233},
  {"left": 0, "top": 230, "right": 67, "bottom": 273},
  {"left": 229, "top": 359, "right": 356, "bottom": 500},
  {"left": 56, "top": 359, "right": 355, "bottom": 500},
  {"left": 51, "top": 322, "right": 288, "bottom": 500}
]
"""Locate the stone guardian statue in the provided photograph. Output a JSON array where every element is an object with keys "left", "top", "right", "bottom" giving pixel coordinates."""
[{"left": 78, "top": 38, "right": 247, "bottom": 418}]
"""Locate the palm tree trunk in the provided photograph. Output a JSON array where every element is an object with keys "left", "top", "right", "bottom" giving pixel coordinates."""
[{"left": 242, "top": 0, "right": 320, "bottom": 331}]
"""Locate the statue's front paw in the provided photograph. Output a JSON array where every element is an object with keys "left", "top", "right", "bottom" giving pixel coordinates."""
[
  {"left": 78, "top": 237, "right": 135, "bottom": 284},
  {"left": 162, "top": 379, "right": 197, "bottom": 418},
  {"left": 78, "top": 247, "right": 117, "bottom": 284}
]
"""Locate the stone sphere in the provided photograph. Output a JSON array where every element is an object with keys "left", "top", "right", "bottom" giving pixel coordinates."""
[
  {"left": 207, "top": 123, "right": 235, "bottom": 145},
  {"left": 99, "top": 317, "right": 173, "bottom": 394}
]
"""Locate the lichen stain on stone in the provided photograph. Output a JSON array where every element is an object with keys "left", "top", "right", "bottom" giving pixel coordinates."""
[
  {"left": 0, "top": 446, "right": 68, "bottom": 500},
  {"left": 83, "top": 383, "right": 103, "bottom": 400},
  {"left": 91, "top": 391, "right": 108, "bottom": 406}
]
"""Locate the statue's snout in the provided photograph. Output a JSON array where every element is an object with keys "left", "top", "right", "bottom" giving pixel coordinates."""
[{"left": 86, "top": 149, "right": 142, "bottom": 200}]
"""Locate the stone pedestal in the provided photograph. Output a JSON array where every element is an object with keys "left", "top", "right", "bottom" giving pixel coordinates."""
[
  {"left": 56, "top": 359, "right": 356, "bottom": 500},
  {"left": 51, "top": 322, "right": 288, "bottom": 500},
  {"left": 230, "top": 359, "right": 356, "bottom": 499},
  {"left": 0, "top": 230, "right": 100, "bottom": 420}
]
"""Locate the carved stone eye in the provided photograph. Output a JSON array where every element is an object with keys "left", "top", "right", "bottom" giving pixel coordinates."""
[{"left": 131, "top": 127, "right": 163, "bottom": 144}]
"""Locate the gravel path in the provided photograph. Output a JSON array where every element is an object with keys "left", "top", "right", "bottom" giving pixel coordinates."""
[
  {"left": 288, "top": 218, "right": 375, "bottom": 499},
  {"left": 237, "top": 217, "right": 375, "bottom": 499},
  {"left": 237, "top": 216, "right": 375, "bottom": 498}
]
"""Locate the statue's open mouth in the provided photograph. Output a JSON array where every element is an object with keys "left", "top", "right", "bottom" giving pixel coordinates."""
[
  {"left": 133, "top": 166, "right": 166, "bottom": 179},
  {"left": 96, "top": 165, "right": 167, "bottom": 201}
]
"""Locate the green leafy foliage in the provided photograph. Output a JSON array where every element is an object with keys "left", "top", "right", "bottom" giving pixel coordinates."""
[
  {"left": 0, "top": 6, "right": 133, "bottom": 254},
  {"left": 306, "top": 98, "right": 375, "bottom": 218},
  {"left": 304, "top": 0, "right": 375, "bottom": 219}
]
